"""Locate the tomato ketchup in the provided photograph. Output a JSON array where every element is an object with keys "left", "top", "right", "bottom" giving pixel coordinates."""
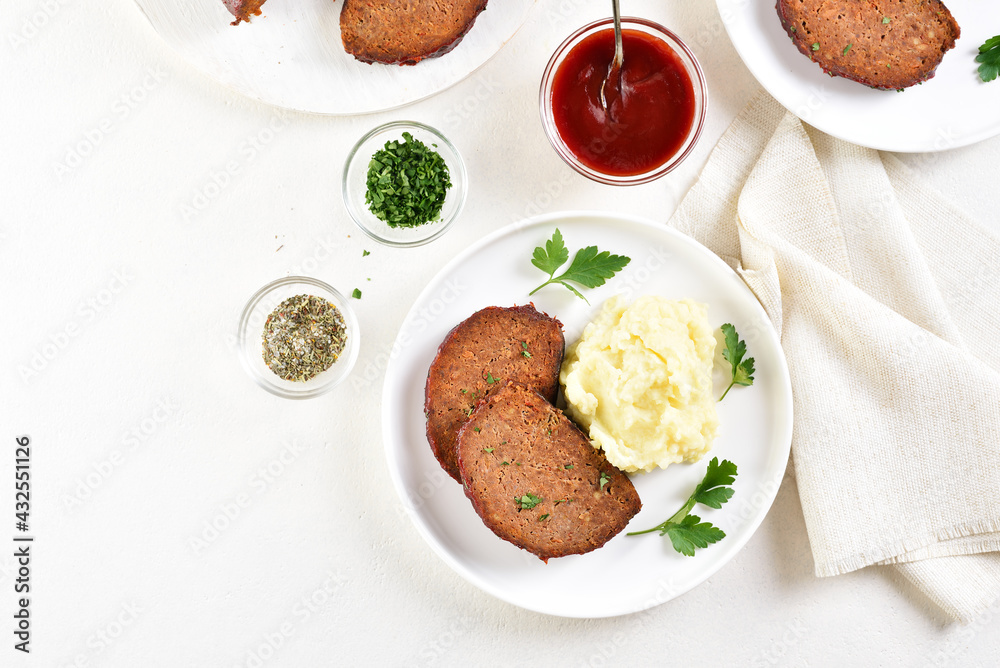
[{"left": 550, "top": 28, "right": 696, "bottom": 177}]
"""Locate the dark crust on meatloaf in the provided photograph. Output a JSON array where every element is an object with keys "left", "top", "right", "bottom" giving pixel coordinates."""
[
  {"left": 223, "top": 0, "right": 266, "bottom": 25},
  {"left": 457, "top": 380, "right": 641, "bottom": 562},
  {"left": 776, "top": 0, "right": 960, "bottom": 90},
  {"left": 425, "top": 305, "right": 564, "bottom": 483},
  {"left": 340, "top": 0, "right": 490, "bottom": 66}
]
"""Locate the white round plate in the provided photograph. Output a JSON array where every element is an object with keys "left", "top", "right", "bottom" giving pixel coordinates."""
[
  {"left": 133, "top": 0, "right": 536, "bottom": 115},
  {"left": 381, "top": 211, "right": 794, "bottom": 618},
  {"left": 716, "top": 0, "right": 1000, "bottom": 152}
]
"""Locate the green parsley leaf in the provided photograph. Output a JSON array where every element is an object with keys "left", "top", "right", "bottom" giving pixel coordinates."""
[
  {"left": 692, "top": 457, "right": 738, "bottom": 509},
  {"left": 473, "top": 427, "right": 481, "bottom": 433},
  {"left": 483, "top": 447, "right": 494, "bottom": 453},
  {"left": 485, "top": 372, "right": 498, "bottom": 385},
  {"left": 882, "top": 16, "right": 891, "bottom": 24},
  {"left": 719, "top": 323, "right": 755, "bottom": 401},
  {"left": 531, "top": 228, "right": 570, "bottom": 276},
  {"left": 843, "top": 44, "right": 852, "bottom": 55},
  {"left": 811, "top": 42, "right": 820, "bottom": 51},
  {"left": 598, "top": 471, "right": 611, "bottom": 490},
  {"left": 351, "top": 288, "right": 362, "bottom": 299},
  {"left": 538, "top": 514, "right": 550, "bottom": 521},
  {"left": 976, "top": 35, "right": 1000, "bottom": 83},
  {"left": 362, "top": 249, "right": 370, "bottom": 257},
  {"left": 628, "top": 458, "right": 738, "bottom": 557},
  {"left": 528, "top": 229, "right": 631, "bottom": 304},
  {"left": 521, "top": 341, "right": 532, "bottom": 358},
  {"left": 564, "top": 464, "right": 574, "bottom": 470},
  {"left": 664, "top": 515, "right": 727, "bottom": 557},
  {"left": 364, "top": 132, "right": 452, "bottom": 228},
  {"left": 515, "top": 493, "right": 543, "bottom": 510}
]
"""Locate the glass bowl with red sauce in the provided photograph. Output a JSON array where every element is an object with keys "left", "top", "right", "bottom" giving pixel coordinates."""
[{"left": 539, "top": 17, "right": 707, "bottom": 186}]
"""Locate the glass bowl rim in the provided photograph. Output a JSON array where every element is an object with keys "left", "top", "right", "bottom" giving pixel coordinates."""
[
  {"left": 237, "top": 275, "right": 360, "bottom": 399},
  {"left": 341, "top": 120, "right": 468, "bottom": 248},
  {"left": 538, "top": 16, "right": 709, "bottom": 186}
]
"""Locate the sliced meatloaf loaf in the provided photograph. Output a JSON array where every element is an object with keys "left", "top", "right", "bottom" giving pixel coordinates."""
[
  {"left": 223, "top": 0, "right": 267, "bottom": 25},
  {"left": 425, "top": 305, "right": 564, "bottom": 482},
  {"left": 340, "top": 0, "right": 490, "bottom": 65},
  {"left": 776, "top": 0, "right": 960, "bottom": 90},
  {"left": 457, "top": 380, "right": 641, "bottom": 562}
]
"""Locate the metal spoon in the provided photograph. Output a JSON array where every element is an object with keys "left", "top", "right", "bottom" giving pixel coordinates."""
[{"left": 599, "top": 0, "right": 624, "bottom": 113}]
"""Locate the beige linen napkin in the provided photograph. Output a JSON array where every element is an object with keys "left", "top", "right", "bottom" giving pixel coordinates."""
[{"left": 668, "top": 90, "right": 1000, "bottom": 623}]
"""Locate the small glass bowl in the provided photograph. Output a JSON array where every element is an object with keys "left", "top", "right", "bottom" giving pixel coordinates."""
[
  {"left": 539, "top": 17, "right": 708, "bottom": 186},
  {"left": 342, "top": 121, "right": 467, "bottom": 248},
  {"left": 237, "top": 276, "right": 360, "bottom": 399}
]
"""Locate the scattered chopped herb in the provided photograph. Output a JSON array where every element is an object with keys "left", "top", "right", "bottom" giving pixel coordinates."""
[
  {"left": 811, "top": 42, "right": 820, "bottom": 51},
  {"left": 564, "top": 464, "right": 574, "bottom": 470},
  {"left": 790, "top": 26, "right": 796, "bottom": 32},
  {"left": 882, "top": 16, "right": 891, "bottom": 23},
  {"left": 598, "top": 471, "right": 611, "bottom": 490},
  {"left": 628, "top": 458, "right": 739, "bottom": 556},
  {"left": 461, "top": 389, "right": 468, "bottom": 394},
  {"left": 515, "top": 462, "right": 522, "bottom": 466},
  {"left": 515, "top": 493, "right": 543, "bottom": 510},
  {"left": 501, "top": 441, "right": 507, "bottom": 445},
  {"left": 718, "top": 323, "right": 755, "bottom": 401},
  {"left": 351, "top": 288, "right": 362, "bottom": 299},
  {"left": 528, "top": 229, "right": 631, "bottom": 304},
  {"left": 485, "top": 372, "right": 498, "bottom": 385},
  {"left": 843, "top": 43, "right": 852, "bottom": 55},
  {"left": 554, "top": 499, "right": 566, "bottom": 505},
  {"left": 473, "top": 427, "right": 481, "bottom": 433},
  {"left": 521, "top": 341, "right": 532, "bottom": 358},
  {"left": 362, "top": 249, "right": 371, "bottom": 257},
  {"left": 262, "top": 294, "right": 347, "bottom": 382},
  {"left": 976, "top": 35, "right": 1000, "bottom": 83},
  {"left": 501, "top": 461, "right": 510, "bottom": 466},
  {"left": 483, "top": 447, "right": 494, "bottom": 453},
  {"left": 364, "top": 131, "right": 452, "bottom": 228},
  {"left": 465, "top": 407, "right": 474, "bottom": 417},
  {"left": 538, "top": 514, "right": 550, "bottom": 521}
]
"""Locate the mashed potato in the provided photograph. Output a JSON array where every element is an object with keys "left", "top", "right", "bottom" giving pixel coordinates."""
[{"left": 560, "top": 295, "right": 718, "bottom": 473}]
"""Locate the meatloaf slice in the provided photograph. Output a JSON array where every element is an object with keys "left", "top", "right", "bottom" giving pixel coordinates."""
[
  {"left": 457, "top": 380, "right": 641, "bottom": 561},
  {"left": 340, "top": 0, "right": 490, "bottom": 65},
  {"left": 223, "top": 0, "right": 267, "bottom": 25},
  {"left": 776, "top": 0, "right": 960, "bottom": 90},
  {"left": 425, "top": 305, "right": 564, "bottom": 483}
]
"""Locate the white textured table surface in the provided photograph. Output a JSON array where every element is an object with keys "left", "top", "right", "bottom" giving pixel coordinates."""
[{"left": 3, "top": 0, "right": 999, "bottom": 665}]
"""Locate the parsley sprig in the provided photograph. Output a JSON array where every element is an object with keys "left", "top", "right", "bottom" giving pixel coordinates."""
[
  {"left": 627, "top": 457, "right": 737, "bottom": 556},
  {"left": 719, "top": 323, "right": 755, "bottom": 401},
  {"left": 976, "top": 35, "right": 1000, "bottom": 83},
  {"left": 528, "top": 229, "right": 630, "bottom": 303},
  {"left": 365, "top": 132, "right": 451, "bottom": 228}
]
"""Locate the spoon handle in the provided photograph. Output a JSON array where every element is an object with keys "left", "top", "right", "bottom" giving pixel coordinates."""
[{"left": 611, "top": 0, "right": 623, "bottom": 68}]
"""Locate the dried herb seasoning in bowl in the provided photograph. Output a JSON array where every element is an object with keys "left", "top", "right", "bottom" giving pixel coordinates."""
[
  {"left": 238, "top": 277, "right": 360, "bottom": 399},
  {"left": 343, "top": 121, "right": 467, "bottom": 248},
  {"left": 262, "top": 294, "right": 347, "bottom": 382}
]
